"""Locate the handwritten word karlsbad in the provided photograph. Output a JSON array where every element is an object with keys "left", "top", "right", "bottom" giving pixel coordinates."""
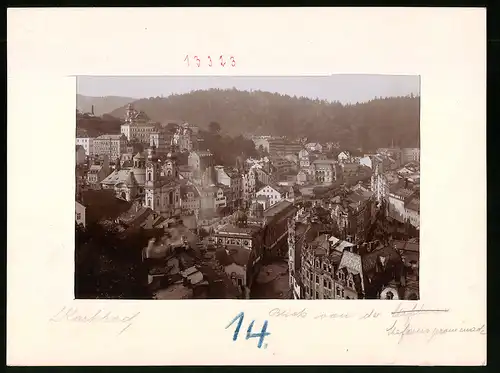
[
  {"left": 49, "top": 306, "right": 140, "bottom": 335},
  {"left": 184, "top": 55, "right": 236, "bottom": 68},
  {"left": 226, "top": 312, "right": 271, "bottom": 349}
]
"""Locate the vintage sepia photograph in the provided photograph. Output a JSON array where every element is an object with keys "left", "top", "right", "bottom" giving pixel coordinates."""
[{"left": 75, "top": 75, "right": 421, "bottom": 301}]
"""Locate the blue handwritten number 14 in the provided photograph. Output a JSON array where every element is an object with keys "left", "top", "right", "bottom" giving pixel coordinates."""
[{"left": 226, "top": 312, "right": 271, "bottom": 349}]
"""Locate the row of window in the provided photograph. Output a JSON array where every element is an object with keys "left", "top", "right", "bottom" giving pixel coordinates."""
[
  {"left": 304, "top": 268, "right": 355, "bottom": 289},
  {"left": 305, "top": 285, "right": 348, "bottom": 299}
]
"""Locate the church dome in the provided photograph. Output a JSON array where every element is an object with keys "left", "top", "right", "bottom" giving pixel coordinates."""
[
  {"left": 131, "top": 166, "right": 146, "bottom": 185},
  {"left": 126, "top": 171, "right": 136, "bottom": 187},
  {"left": 133, "top": 151, "right": 145, "bottom": 160},
  {"left": 234, "top": 207, "right": 248, "bottom": 226}
]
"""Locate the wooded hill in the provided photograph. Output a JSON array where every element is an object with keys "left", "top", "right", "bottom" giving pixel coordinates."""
[{"left": 108, "top": 89, "right": 420, "bottom": 151}]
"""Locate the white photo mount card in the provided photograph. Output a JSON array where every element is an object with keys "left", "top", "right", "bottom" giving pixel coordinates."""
[{"left": 7, "top": 7, "right": 486, "bottom": 366}]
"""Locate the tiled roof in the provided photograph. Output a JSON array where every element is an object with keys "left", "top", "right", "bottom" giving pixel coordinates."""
[
  {"left": 392, "top": 240, "right": 419, "bottom": 253},
  {"left": 101, "top": 169, "right": 138, "bottom": 186},
  {"left": 361, "top": 246, "right": 401, "bottom": 274},
  {"left": 180, "top": 184, "right": 199, "bottom": 198},
  {"left": 216, "top": 222, "right": 261, "bottom": 235},
  {"left": 312, "top": 159, "right": 336, "bottom": 164},
  {"left": 224, "top": 245, "right": 252, "bottom": 266},
  {"left": 339, "top": 251, "right": 362, "bottom": 273},
  {"left": 198, "top": 208, "right": 221, "bottom": 220},
  {"left": 391, "top": 187, "right": 415, "bottom": 199},
  {"left": 263, "top": 200, "right": 294, "bottom": 217},
  {"left": 95, "top": 134, "right": 124, "bottom": 140},
  {"left": 406, "top": 198, "right": 420, "bottom": 212},
  {"left": 80, "top": 189, "right": 132, "bottom": 224}
]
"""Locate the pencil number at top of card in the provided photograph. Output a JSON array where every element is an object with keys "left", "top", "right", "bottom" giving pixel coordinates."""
[{"left": 184, "top": 55, "right": 236, "bottom": 68}]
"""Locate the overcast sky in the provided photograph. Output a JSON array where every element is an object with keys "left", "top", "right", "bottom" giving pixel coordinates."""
[{"left": 77, "top": 75, "right": 420, "bottom": 104}]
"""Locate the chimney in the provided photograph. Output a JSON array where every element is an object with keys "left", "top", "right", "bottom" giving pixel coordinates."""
[
  {"left": 91, "top": 105, "right": 94, "bottom": 116},
  {"left": 145, "top": 238, "right": 156, "bottom": 259}
]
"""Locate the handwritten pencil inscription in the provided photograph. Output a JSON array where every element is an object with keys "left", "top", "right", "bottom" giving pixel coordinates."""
[{"left": 49, "top": 306, "right": 140, "bottom": 335}]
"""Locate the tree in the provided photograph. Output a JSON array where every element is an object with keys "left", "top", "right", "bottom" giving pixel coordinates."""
[
  {"left": 208, "top": 121, "right": 221, "bottom": 134},
  {"left": 166, "top": 122, "right": 179, "bottom": 134},
  {"left": 75, "top": 223, "right": 152, "bottom": 299},
  {"left": 106, "top": 89, "right": 420, "bottom": 150}
]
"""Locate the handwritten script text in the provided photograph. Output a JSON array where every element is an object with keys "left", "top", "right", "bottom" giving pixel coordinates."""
[{"left": 49, "top": 306, "right": 140, "bottom": 335}]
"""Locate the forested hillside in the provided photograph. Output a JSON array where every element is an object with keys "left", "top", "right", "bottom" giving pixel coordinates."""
[
  {"left": 76, "top": 112, "right": 122, "bottom": 138},
  {"left": 109, "top": 89, "right": 420, "bottom": 151},
  {"left": 77, "top": 94, "right": 136, "bottom": 116}
]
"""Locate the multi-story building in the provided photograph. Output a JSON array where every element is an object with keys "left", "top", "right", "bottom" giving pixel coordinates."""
[
  {"left": 241, "top": 169, "right": 256, "bottom": 206},
  {"left": 377, "top": 147, "right": 403, "bottom": 167},
  {"left": 309, "top": 159, "right": 337, "bottom": 183},
  {"left": 296, "top": 169, "right": 309, "bottom": 185},
  {"left": 180, "top": 184, "right": 200, "bottom": 215},
  {"left": 267, "top": 139, "right": 303, "bottom": 156},
  {"left": 120, "top": 104, "right": 159, "bottom": 144},
  {"left": 87, "top": 155, "right": 110, "bottom": 189},
  {"left": 402, "top": 148, "right": 420, "bottom": 164},
  {"left": 188, "top": 150, "right": 215, "bottom": 186},
  {"left": 370, "top": 163, "right": 401, "bottom": 205},
  {"left": 337, "top": 151, "right": 352, "bottom": 163},
  {"left": 251, "top": 135, "right": 274, "bottom": 153},
  {"left": 298, "top": 148, "right": 311, "bottom": 168},
  {"left": 75, "top": 145, "right": 86, "bottom": 165},
  {"left": 387, "top": 187, "right": 415, "bottom": 223},
  {"left": 75, "top": 200, "right": 86, "bottom": 227},
  {"left": 255, "top": 185, "right": 284, "bottom": 207},
  {"left": 289, "top": 217, "right": 411, "bottom": 300},
  {"left": 93, "top": 134, "right": 128, "bottom": 160},
  {"left": 213, "top": 209, "right": 266, "bottom": 299},
  {"left": 198, "top": 184, "right": 226, "bottom": 211},
  {"left": 149, "top": 131, "right": 169, "bottom": 154},
  {"left": 76, "top": 135, "right": 94, "bottom": 156},
  {"left": 170, "top": 123, "right": 197, "bottom": 152},
  {"left": 215, "top": 166, "right": 242, "bottom": 208},
  {"left": 387, "top": 186, "right": 420, "bottom": 229},
  {"left": 329, "top": 188, "right": 376, "bottom": 244},
  {"left": 305, "top": 142, "right": 323, "bottom": 153},
  {"left": 251, "top": 165, "right": 271, "bottom": 186}
]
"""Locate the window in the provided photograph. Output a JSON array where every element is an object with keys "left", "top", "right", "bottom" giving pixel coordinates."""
[
  {"left": 323, "top": 279, "right": 328, "bottom": 288},
  {"left": 315, "top": 275, "right": 319, "bottom": 284},
  {"left": 336, "top": 287, "right": 341, "bottom": 297},
  {"left": 315, "top": 292, "right": 319, "bottom": 299},
  {"left": 76, "top": 213, "right": 81, "bottom": 220}
]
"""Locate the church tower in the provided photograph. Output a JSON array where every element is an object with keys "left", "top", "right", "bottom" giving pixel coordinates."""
[
  {"left": 163, "top": 150, "right": 179, "bottom": 179},
  {"left": 145, "top": 147, "right": 160, "bottom": 210},
  {"left": 287, "top": 216, "right": 297, "bottom": 296},
  {"left": 125, "top": 103, "right": 135, "bottom": 123}
]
